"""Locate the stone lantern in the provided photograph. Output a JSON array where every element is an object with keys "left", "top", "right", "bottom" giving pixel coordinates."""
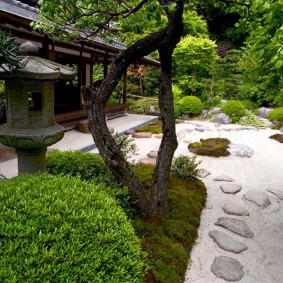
[{"left": 0, "top": 41, "right": 74, "bottom": 174}]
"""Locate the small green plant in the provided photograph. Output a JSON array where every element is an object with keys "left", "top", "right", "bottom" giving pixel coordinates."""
[
  {"left": 268, "top": 107, "right": 283, "bottom": 122},
  {"left": 171, "top": 155, "right": 201, "bottom": 180},
  {"left": 135, "top": 120, "right": 162, "bottom": 134},
  {"left": 222, "top": 100, "right": 245, "bottom": 123},
  {"left": 172, "top": 84, "right": 183, "bottom": 100},
  {"left": 0, "top": 174, "right": 146, "bottom": 282},
  {"left": 241, "top": 113, "right": 266, "bottom": 128},
  {"left": 175, "top": 95, "right": 202, "bottom": 118}
]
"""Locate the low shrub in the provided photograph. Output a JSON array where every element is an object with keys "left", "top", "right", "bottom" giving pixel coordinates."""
[
  {"left": 46, "top": 150, "right": 131, "bottom": 215},
  {"left": 171, "top": 155, "right": 201, "bottom": 180},
  {"left": 127, "top": 97, "right": 159, "bottom": 114},
  {"left": 175, "top": 96, "right": 202, "bottom": 118},
  {"left": 222, "top": 100, "right": 245, "bottom": 122},
  {"left": 0, "top": 174, "right": 146, "bottom": 282},
  {"left": 268, "top": 107, "right": 283, "bottom": 122}
]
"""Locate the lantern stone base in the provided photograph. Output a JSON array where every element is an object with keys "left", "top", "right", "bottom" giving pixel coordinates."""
[{"left": 17, "top": 147, "right": 47, "bottom": 174}]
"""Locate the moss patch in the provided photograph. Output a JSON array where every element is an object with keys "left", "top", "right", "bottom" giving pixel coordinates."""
[
  {"left": 269, "top": 134, "right": 283, "bottom": 143},
  {"left": 136, "top": 120, "right": 162, "bottom": 134},
  {"left": 188, "top": 138, "right": 231, "bottom": 157},
  {"left": 133, "top": 165, "right": 207, "bottom": 283}
]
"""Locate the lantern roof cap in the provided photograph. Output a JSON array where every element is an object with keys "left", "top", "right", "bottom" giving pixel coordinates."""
[{"left": 0, "top": 41, "right": 74, "bottom": 80}]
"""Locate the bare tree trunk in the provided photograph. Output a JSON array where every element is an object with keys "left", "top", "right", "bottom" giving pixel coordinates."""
[{"left": 82, "top": 1, "right": 184, "bottom": 219}]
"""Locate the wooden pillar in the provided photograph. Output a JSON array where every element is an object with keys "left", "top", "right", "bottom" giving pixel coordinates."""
[
  {"left": 123, "top": 70, "right": 127, "bottom": 104},
  {"left": 42, "top": 35, "right": 49, "bottom": 60},
  {"left": 79, "top": 51, "right": 84, "bottom": 106},
  {"left": 90, "top": 56, "right": 94, "bottom": 87}
]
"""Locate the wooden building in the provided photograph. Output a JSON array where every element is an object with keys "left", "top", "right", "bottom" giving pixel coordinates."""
[{"left": 0, "top": 0, "right": 159, "bottom": 128}]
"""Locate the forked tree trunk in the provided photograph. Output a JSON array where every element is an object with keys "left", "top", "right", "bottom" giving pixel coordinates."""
[{"left": 82, "top": 1, "right": 184, "bottom": 219}]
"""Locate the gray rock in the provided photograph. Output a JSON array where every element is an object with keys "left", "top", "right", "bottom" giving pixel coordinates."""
[
  {"left": 212, "top": 113, "right": 231, "bottom": 124},
  {"left": 222, "top": 201, "right": 250, "bottom": 216},
  {"left": 132, "top": 132, "right": 152, "bottom": 138},
  {"left": 267, "top": 188, "right": 283, "bottom": 200},
  {"left": 138, "top": 158, "right": 156, "bottom": 165},
  {"left": 209, "top": 230, "right": 248, "bottom": 254},
  {"left": 201, "top": 109, "right": 208, "bottom": 116},
  {"left": 258, "top": 107, "right": 273, "bottom": 118},
  {"left": 227, "top": 143, "right": 254, "bottom": 158},
  {"left": 211, "top": 256, "right": 244, "bottom": 282},
  {"left": 215, "top": 217, "right": 254, "bottom": 238},
  {"left": 213, "top": 175, "right": 234, "bottom": 182},
  {"left": 147, "top": 151, "right": 158, "bottom": 158},
  {"left": 0, "top": 173, "right": 6, "bottom": 180},
  {"left": 183, "top": 139, "right": 192, "bottom": 144},
  {"left": 240, "top": 116, "right": 249, "bottom": 124},
  {"left": 198, "top": 169, "right": 211, "bottom": 178},
  {"left": 208, "top": 107, "right": 222, "bottom": 116},
  {"left": 124, "top": 129, "right": 135, "bottom": 135},
  {"left": 181, "top": 114, "right": 190, "bottom": 120},
  {"left": 220, "top": 183, "right": 242, "bottom": 194},
  {"left": 195, "top": 127, "right": 204, "bottom": 132},
  {"left": 244, "top": 190, "right": 271, "bottom": 208},
  {"left": 280, "top": 126, "right": 283, "bottom": 133},
  {"left": 108, "top": 127, "right": 115, "bottom": 134}
]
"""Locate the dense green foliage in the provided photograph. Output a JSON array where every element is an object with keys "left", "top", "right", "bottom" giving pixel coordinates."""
[
  {"left": 127, "top": 97, "right": 160, "bottom": 114},
  {"left": 189, "top": 138, "right": 231, "bottom": 157},
  {"left": 222, "top": 100, "right": 245, "bottom": 122},
  {"left": 175, "top": 96, "right": 203, "bottom": 117},
  {"left": 171, "top": 155, "right": 201, "bottom": 180},
  {"left": 268, "top": 107, "right": 283, "bottom": 122},
  {"left": 133, "top": 165, "right": 207, "bottom": 283},
  {"left": 0, "top": 174, "right": 146, "bottom": 282},
  {"left": 46, "top": 150, "right": 131, "bottom": 214}
]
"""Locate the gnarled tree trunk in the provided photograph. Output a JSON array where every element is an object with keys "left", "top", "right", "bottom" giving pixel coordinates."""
[{"left": 82, "top": 1, "right": 184, "bottom": 219}]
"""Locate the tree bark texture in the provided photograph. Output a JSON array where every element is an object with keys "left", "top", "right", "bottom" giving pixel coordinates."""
[{"left": 82, "top": 1, "right": 184, "bottom": 219}]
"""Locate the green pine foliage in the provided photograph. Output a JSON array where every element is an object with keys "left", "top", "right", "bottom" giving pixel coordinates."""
[
  {"left": 0, "top": 174, "right": 146, "bottom": 282},
  {"left": 222, "top": 100, "right": 245, "bottom": 122}
]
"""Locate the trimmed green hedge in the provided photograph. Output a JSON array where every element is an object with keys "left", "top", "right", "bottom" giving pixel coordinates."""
[
  {"left": 268, "top": 106, "right": 283, "bottom": 122},
  {"left": 0, "top": 174, "right": 146, "bottom": 282},
  {"left": 175, "top": 96, "right": 202, "bottom": 117},
  {"left": 222, "top": 100, "right": 245, "bottom": 122}
]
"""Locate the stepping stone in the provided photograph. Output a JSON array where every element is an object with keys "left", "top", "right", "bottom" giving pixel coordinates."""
[
  {"left": 132, "top": 132, "right": 152, "bottom": 138},
  {"left": 147, "top": 151, "right": 158, "bottom": 158},
  {"left": 222, "top": 201, "right": 250, "bottom": 216},
  {"left": 198, "top": 169, "right": 211, "bottom": 178},
  {"left": 267, "top": 188, "right": 283, "bottom": 200},
  {"left": 213, "top": 175, "right": 234, "bottom": 182},
  {"left": 220, "top": 183, "right": 242, "bottom": 194},
  {"left": 138, "top": 158, "right": 156, "bottom": 165},
  {"left": 195, "top": 127, "right": 204, "bottom": 132},
  {"left": 209, "top": 230, "right": 248, "bottom": 254},
  {"left": 227, "top": 143, "right": 254, "bottom": 158},
  {"left": 154, "top": 134, "right": 163, "bottom": 139},
  {"left": 244, "top": 190, "right": 271, "bottom": 208},
  {"left": 211, "top": 256, "right": 244, "bottom": 282},
  {"left": 183, "top": 139, "right": 192, "bottom": 144},
  {"left": 124, "top": 129, "right": 135, "bottom": 135},
  {"left": 215, "top": 217, "right": 254, "bottom": 238},
  {"left": 108, "top": 127, "right": 115, "bottom": 134}
]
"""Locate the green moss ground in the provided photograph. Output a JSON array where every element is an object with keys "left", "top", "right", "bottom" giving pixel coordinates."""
[
  {"left": 269, "top": 134, "right": 283, "bottom": 143},
  {"left": 136, "top": 120, "right": 163, "bottom": 134},
  {"left": 133, "top": 165, "right": 207, "bottom": 283},
  {"left": 188, "top": 138, "right": 231, "bottom": 157}
]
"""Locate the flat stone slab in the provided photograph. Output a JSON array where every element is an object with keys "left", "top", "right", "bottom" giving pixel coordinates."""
[
  {"left": 213, "top": 175, "right": 234, "bottom": 182},
  {"left": 222, "top": 201, "right": 250, "bottom": 216},
  {"left": 195, "top": 127, "right": 204, "bottom": 132},
  {"left": 154, "top": 134, "right": 163, "bottom": 139},
  {"left": 132, "top": 132, "right": 152, "bottom": 138},
  {"left": 244, "top": 190, "right": 271, "bottom": 208},
  {"left": 267, "top": 188, "right": 283, "bottom": 200},
  {"left": 209, "top": 230, "right": 248, "bottom": 254},
  {"left": 124, "top": 129, "right": 135, "bottom": 135},
  {"left": 198, "top": 169, "right": 211, "bottom": 178},
  {"left": 138, "top": 158, "right": 156, "bottom": 165},
  {"left": 215, "top": 217, "right": 254, "bottom": 238},
  {"left": 183, "top": 139, "right": 192, "bottom": 144},
  {"left": 211, "top": 256, "right": 244, "bottom": 282},
  {"left": 147, "top": 151, "right": 158, "bottom": 158},
  {"left": 220, "top": 183, "right": 242, "bottom": 194}
]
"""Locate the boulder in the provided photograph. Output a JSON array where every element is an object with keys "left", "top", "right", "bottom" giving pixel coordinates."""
[
  {"left": 212, "top": 113, "right": 231, "bottom": 124},
  {"left": 258, "top": 107, "right": 273, "bottom": 118},
  {"left": 208, "top": 107, "right": 222, "bottom": 116},
  {"left": 201, "top": 109, "right": 208, "bottom": 116},
  {"left": 240, "top": 116, "right": 249, "bottom": 124},
  {"left": 147, "top": 151, "right": 158, "bottom": 158},
  {"left": 280, "top": 127, "right": 283, "bottom": 133},
  {"left": 227, "top": 143, "right": 254, "bottom": 158}
]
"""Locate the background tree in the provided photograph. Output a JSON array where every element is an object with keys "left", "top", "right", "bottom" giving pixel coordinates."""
[{"left": 36, "top": 0, "right": 184, "bottom": 219}]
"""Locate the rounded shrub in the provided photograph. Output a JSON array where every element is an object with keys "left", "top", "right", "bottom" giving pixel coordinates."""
[
  {"left": 268, "top": 106, "right": 283, "bottom": 122},
  {"left": 0, "top": 174, "right": 146, "bottom": 282},
  {"left": 175, "top": 96, "right": 202, "bottom": 117},
  {"left": 222, "top": 100, "right": 245, "bottom": 122},
  {"left": 171, "top": 155, "right": 201, "bottom": 180}
]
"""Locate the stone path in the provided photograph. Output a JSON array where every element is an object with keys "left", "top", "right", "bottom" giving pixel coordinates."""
[{"left": 129, "top": 121, "right": 283, "bottom": 283}]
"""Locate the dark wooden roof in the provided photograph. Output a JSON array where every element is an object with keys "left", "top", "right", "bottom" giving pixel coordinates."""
[{"left": 0, "top": 0, "right": 160, "bottom": 66}]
